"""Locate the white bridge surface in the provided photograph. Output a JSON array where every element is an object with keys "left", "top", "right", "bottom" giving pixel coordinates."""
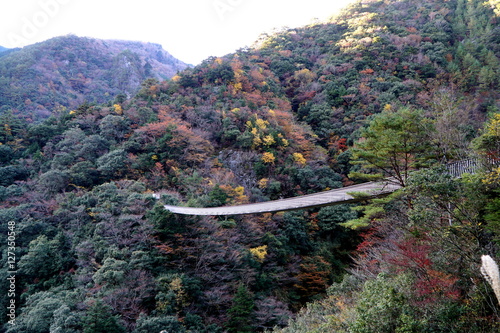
[{"left": 163, "top": 180, "right": 401, "bottom": 216}]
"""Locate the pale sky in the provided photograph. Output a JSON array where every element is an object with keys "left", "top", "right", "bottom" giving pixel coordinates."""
[{"left": 0, "top": 0, "right": 356, "bottom": 65}]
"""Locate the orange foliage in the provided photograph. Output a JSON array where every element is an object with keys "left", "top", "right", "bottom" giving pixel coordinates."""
[
  {"left": 155, "top": 243, "right": 175, "bottom": 254},
  {"left": 294, "top": 256, "right": 332, "bottom": 299},
  {"left": 249, "top": 68, "right": 265, "bottom": 83},
  {"left": 243, "top": 91, "right": 268, "bottom": 107},
  {"left": 359, "top": 68, "right": 375, "bottom": 75},
  {"left": 328, "top": 136, "right": 348, "bottom": 154},
  {"left": 279, "top": 50, "right": 292, "bottom": 57},
  {"left": 135, "top": 114, "right": 213, "bottom": 165},
  {"left": 136, "top": 116, "right": 178, "bottom": 138}
]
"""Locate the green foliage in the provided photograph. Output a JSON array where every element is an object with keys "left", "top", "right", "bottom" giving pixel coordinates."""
[
  {"left": 96, "top": 149, "right": 128, "bottom": 179},
  {"left": 5, "top": 291, "right": 78, "bottom": 333},
  {"left": 350, "top": 107, "right": 434, "bottom": 186},
  {"left": 19, "top": 234, "right": 72, "bottom": 283},
  {"left": 133, "top": 315, "right": 184, "bottom": 333},
  {"left": 50, "top": 304, "right": 81, "bottom": 333},
  {"left": 341, "top": 194, "right": 397, "bottom": 230},
  {"left": 82, "top": 300, "right": 125, "bottom": 333},
  {"left": 316, "top": 205, "right": 357, "bottom": 233},
  {"left": 485, "top": 190, "right": 500, "bottom": 242},
  {"left": 349, "top": 274, "right": 413, "bottom": 333},
  {"left": 207, "top": 185, "right": 229, "bottom": 207},
  {"left": 227, "top": 284, "right": 255, "bottom": 333},
  {"left": 0, "top": 165, "right": 28, "bottom": 186},
  {"left": 282, "top": 211, "right": 312, "bottom": 253}
]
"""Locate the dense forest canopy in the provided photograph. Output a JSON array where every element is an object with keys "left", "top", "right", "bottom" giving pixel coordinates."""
[{"left": 2, "top": 0, "right": 500, "bottom": 332}]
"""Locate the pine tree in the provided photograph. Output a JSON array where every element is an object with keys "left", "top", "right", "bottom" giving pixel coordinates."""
[{"left": 227, "top": 284, "right": 255, "bottom": 333}]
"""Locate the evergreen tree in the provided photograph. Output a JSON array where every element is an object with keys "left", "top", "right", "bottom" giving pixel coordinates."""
[
  {"left": 227, "top": 284, "right": 255, "bottom": 333},
  {"left": 82, "top": 301, "right": 125, "bottom": 333},
  {"left": 350, "top": 107, "right": 434, "bottom": 187}
]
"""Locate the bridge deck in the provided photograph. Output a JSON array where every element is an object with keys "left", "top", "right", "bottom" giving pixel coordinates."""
[
  {"left": 163, "top": 180, "right": 401, "bottom": 216},
  {"left": 161, "top": 159, "right": 486, "bottom": 216}
]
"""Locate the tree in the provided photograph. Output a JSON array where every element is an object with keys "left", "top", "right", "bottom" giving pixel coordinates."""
[
  {"left": 133, "top": 314, "right": 185, "bottom": 333},
  {"left": 50, "top": 304, "right": 81, "bottom": 333},
  {"left": 82, "top": 300, "right": 125, "bottom": 333},
  {"left": 473, "top": 111, "right": 500, "bottom": 163},
  {"left": 350, "top": 107, "right": 434, "bottom": 187},
  {"left": 37, "top": 169, "right": 70, "bottom": 195},
  {"left": 5, "top": 292, "right": 73, "bottom": 333},
  {"left": 19, "top": 235, "right": 66, "bottom": 282},
  {"left": 227, "top": 284, "right": 255, "bottom": 333},
  {"left": 349, "top": 274, "right": 416, "bottom": 333},
  {"left": 96, "top": 149, "right": 128, "bottom": 179}
]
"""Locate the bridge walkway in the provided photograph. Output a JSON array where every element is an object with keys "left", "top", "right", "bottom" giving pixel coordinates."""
[
  {"left": 161, "top": 159, "right": 484, "bottom": 216},
  {"left": 163, "top": 179, "right": 401, "bottom": 216}
]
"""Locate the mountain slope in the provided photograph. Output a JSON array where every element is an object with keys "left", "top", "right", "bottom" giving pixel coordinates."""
[{"left": 0, "top": 35, "right": 188, "bottom": 120}]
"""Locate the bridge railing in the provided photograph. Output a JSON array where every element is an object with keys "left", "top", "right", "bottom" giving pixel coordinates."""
[
  {"left": 446, "top": 159, "right": 480, "bottom": 178},
  {"left": 445, "top": 158, "right": 499, "bottom": 178}
]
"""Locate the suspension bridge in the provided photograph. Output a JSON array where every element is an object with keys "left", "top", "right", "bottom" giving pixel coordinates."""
[{"left": 160, "top": 159, "right": 484, "bottom": 216}]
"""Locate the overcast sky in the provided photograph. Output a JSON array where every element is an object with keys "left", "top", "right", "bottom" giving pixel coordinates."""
[{"left": 0, "top": 0, "right": 356, "bottom": 65}]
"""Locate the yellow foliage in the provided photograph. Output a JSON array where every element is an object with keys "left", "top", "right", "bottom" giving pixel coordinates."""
[
  {"left": 233, "top": 82, "right": 243, "bottom": 92},
  {"left": 234, "top": 186, "right": 245, "bottom": 197},
  {"left": 281, "top": 138, "right": 289, "bottom": 147},
  {"left": 253, "top": 135, "right": 262, "bottom": 147},
  {"left": 293, "top": 68, "right": 316, "bottom": 84},
  {"left": 231, "top": 108, "right": 240, "bottom": 113},
  {"left": 152, "top": 155, "right": 159, "bottom": 160},
  {"left": 258, "top": 178, "right": 269, "bottom": 189},
  {"left": 249, "top": 245, "right": 268, "bottom": 262},
  {"left": 293, "top": 152, "right": 307, "bottom": 166},
  {"left": 255, "top": 118, "right": 269, "bottom": 130},
  {"left": 262, "top": 152, "right": 275, "bottom": 164},
  {"left": 219, "top": 184, "right": 248, "bottom": 204},
  {"left": 113, "top": 104, "right": 123, "bottom": 115},
  {"left": 383, "top": 104, "right": 392, "bottom": 111},
  {"left": 4, "top": 124, "right": 12, "bottom": 136},
  {"left": 263, "top": 135, "right": 276, "bottom": 146},
  {"left": 170, "top": 276, "right": 189, "bottom": 309},
  {"left": 485, "top": 113, "right": 500, "bottom": 137},
  {"left": 268, "top": 109, "right": 275, "bottom": 116},
  {"left": 171, "top": 75, "right": 181, "bottom": 82},
  {"left": 69, "top": 110, "right": 77, "bottom": 115},
  {"left": 483, "top": 166, "right": 500, "bottom": 185}
]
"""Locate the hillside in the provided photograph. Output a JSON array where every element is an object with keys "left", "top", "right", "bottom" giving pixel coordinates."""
[
  {"left": 0, "top": 35, "right": 188, "bottom": 120},
  {"left": 1, "top": 0, "right": 500, "bottom": 332}
]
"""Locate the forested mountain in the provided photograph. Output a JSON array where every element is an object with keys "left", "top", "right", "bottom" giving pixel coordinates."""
[
  {"left": 2, "top": 0, "right": 500, "bottom": 332},
  {"left": 0, "top": 35, "right": 188, "bottom": 121}
]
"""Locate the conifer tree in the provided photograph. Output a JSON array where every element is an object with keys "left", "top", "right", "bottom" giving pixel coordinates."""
[
  {"left": 82, "top": 300, "right": 125, "bottom": 333},
  {"left": 227, "top": 284, "right": 255, "bottom": 333}
]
